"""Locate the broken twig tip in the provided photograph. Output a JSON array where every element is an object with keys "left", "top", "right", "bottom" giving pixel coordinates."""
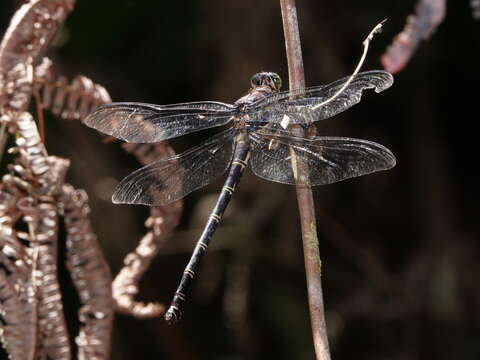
[
  {"left": 364, "top": 19, "right": 387, "bottom": 45},
  {"left": 312, "top": 21, "right": 385, "bottom": 111}
]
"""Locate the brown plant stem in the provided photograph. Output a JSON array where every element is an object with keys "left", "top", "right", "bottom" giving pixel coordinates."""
[
  {"left": 279, "top": 1, "right": 331, "bottom": 359},
  {"left": 381, "top": 0, "right": 446, "bottom": 74},
  {"left": 33, "top": 86, "right": 45, "bottom": 143}
]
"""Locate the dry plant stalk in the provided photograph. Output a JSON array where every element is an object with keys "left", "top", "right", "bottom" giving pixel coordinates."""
[
  {"left": 279, "top": 1, "right": 331, "bottom": 359},
  {"left": 381, "top": 0, "right": 446, "bottom": 74}
]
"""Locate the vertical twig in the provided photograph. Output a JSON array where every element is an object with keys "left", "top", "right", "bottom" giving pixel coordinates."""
[
  {"left": 33, "top": 86, "right": 46, "bottom": 143},
  {"left": 279, "top": 1, "right": 331, "bottom": 359}
]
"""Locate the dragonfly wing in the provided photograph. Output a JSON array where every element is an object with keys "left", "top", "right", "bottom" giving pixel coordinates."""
[
  {"left": 83, "top": 101, "right": 236, "bottom": 142},
  {"left": 248, "top": 71, "right": 393, "bottom": 125},
  {"left": 249, "top": 130, "right": 395, "bottom": 186},
  {"left": 113, "top": 128, "right": 236, "bottom": 205}
]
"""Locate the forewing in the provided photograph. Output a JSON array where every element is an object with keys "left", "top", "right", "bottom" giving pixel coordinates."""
[
  {"left": 83, "top": 101, "right": 235, "bottom": 142},
  {"left": 248, "top": 71, "right": 393, "bottom": 125},
  {"left": 113, "top": 128, "right": 236, "bottom": 205},
  {"left": 249, "top": 130, "right": 395, "bottom": 186}
]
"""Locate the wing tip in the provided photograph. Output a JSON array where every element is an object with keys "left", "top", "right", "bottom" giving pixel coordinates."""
[
  {"left": 373, "top": 71, "right": 394, "bottom": 94},
  {"left": 379, "top": 145, "right": 396, "bottom": 170},
  {"left": 356, "top": 70, "right": 394, "bottom": 94},
  {"left": 111, "top": 194, "right": 123, "bottom": 204},
  {"left": 112, "top": 183, "right": 169, "bottom": 206},
  {"left": 112, "top": 184, "right": 135, "bottom": 205},
  {"left": 384, "top": 154, "right": 396, "bottom": 170},
  {"left": 112, "top": 190, "right": 130, "bottom": 205}
]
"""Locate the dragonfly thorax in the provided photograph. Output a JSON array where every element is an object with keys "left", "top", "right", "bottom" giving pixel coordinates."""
[{"left": 234, "top": 72, "right": 282, "bottom": 109}]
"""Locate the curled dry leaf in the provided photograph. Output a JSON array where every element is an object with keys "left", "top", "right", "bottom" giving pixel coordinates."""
[
  {"left": 112, "top": 142, "right": 183, "bottom": 319},
  {"left": 381, "top": 0, "right": 446, "bottom": 74},
  {"left": 0, "top": 112, "right": 73, "bottom": 360},
  {"left": 25, "top": 198, "right": 71, "bottom": 360},
  {"left": 1, "top": 2, "right": 183, "bottom": 360},
  {"left": 34, "top": 57, "right": 112, "bottom": 121},
  {"left": 0, "top": 185, "right": 37, "bottom": 360},
  {"left": 0, "top": 0, "right": 74, "bottom": 72},
  {"left": 60, "top": 184, "right": 114, "bottom": 360},
  {"left": 1, "top": 111, "right": 114, "bottom": 360},
  {"left": 0, "top": 0, "right": 74, "bottom": 113},
  {"left": 0, "top": 268, "right": 37, "bottom": 360},
  {"left": 1, "top": 1, "right": 118, "bottom": 359}
]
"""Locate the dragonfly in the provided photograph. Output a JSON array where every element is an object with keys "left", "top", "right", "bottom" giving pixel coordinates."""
[{"left": 83, "top": 70, "right": 396, "bottom": 323}]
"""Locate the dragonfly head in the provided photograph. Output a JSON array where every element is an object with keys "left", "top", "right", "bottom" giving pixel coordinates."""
[{"left": 251, "top": 72, "right": 282, "bottom": 92}]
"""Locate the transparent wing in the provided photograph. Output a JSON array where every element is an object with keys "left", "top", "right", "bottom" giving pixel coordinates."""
[
  {"left": 247, "top": 71, "right": 393, "bottom": 125},
  {"left": 83, "top": 101, "right": 236, "bottom": 142},
  {"left": 113, "top": 128, "right": 236, "bottom": 205},
  {"left": 249, "top": 129, "right": 395, "bottom": 186}
]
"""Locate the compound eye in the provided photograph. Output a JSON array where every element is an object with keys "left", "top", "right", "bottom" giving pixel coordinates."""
[
  {"left": 273, "top": 75, "right": 282, "bottom": 90},
  {"left": 251, "top": 73, "right": 262, "bottom": 87}
]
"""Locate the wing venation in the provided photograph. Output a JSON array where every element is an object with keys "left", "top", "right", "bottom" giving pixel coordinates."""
[
  {"left": 249, "top": 129, "right": 395, "bottom": 186},
  {"left": 113, "top": 128, "right": 236, "bottom": 205},
  {"left": 248, "top": 70, "right": 393, "bottom": 125},
  {"left": 83, "top": 101, "right": 235, "bottom": 142}
]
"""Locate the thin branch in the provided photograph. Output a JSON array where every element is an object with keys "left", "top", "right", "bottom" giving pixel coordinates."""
[
  {"left": 381, "top": 0, "right": 446, "bottom": 74},
  {"left": 0, "top": 121, "right": 7, "bottom": 164},
  {"left": 311, "top": 21, "right": 385, "bottom": 111},
  {"left": 471, "top": 0, "right": 480, "bottom": 19},
  {"left": 32, "top": 86, "right": 45, "bottom": 143},
  {"left": 279, "top": 1, "right": 331, "bottom": 359}
]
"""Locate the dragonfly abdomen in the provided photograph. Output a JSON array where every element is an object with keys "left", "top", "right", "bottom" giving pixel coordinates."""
[{"left": 165, "top": 133, "right": 251, "bottom": 323}]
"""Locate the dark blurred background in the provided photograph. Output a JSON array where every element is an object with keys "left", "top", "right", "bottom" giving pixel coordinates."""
[{"left": 2, "top": 1, "right": 480, "bottom": 359}]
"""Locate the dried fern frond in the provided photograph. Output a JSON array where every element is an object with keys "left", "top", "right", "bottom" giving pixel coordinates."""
[
  {"left": 112, "top": 142, "right": 183, "bottom": 319},
  {"left": 0, "top": 0, "right": 74, "bottom": 74},
  {"left": 0, "top": 61, "right": 33, "bottom": 114},
  {"left": 2, "top": 112, "right": 73, "bottom": 360},
  {"left": 0, "top": 267, "right": 37, "bottom": 360},
  {"left": 0, "top": 188, "right": 37, "bottom": 360},
  {"left": 0, "top": 0, "right": 74, "bottom": 115},
  {"left": 1, "top": 2, "right": 117, "bottom": 359},
  {"left": 1, "top": 111, "right": 114, "bottom": 360},
  {"left": 60, "top": 184, "right": 113, "bottom": 360},
  {"left": 381, "top": 0, "right": 446, "bottom": 74},
  {"left": 27, "top": 198, "right": 71, "bottom": 360},
  {"left": 34, "top": 58, "right": 112, "bottom": 121},
  {"left": 2, "top": 4, "right": 182, "bottom": 359}
]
